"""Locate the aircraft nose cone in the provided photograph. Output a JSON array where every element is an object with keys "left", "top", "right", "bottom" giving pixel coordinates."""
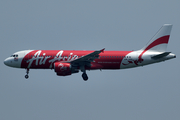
[
  {"left": 4, "top": 58, "right": 11, "bottom": 66},
  {"left": 4, "top": 59, "right": 7, "bottom": 65},
  {"left": 4, "top": 57, "right": 21, "bottom": 68}
]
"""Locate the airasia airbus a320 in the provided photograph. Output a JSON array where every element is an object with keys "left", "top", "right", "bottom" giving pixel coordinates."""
[{"left": 4, "top": 24, "right": 176, "bottom": 81}]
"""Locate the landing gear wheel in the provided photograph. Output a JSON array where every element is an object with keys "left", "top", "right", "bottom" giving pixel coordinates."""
[
  {"left": 25, "top": 75, "right": 29, "bottom": 79},
  {"left": 82, "top": 73, "right": 88, "bottom": 81}
]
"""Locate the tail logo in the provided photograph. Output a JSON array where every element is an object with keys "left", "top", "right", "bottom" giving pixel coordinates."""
[{"left": 122, "top": 59, "right": 143, "bottom": 66}]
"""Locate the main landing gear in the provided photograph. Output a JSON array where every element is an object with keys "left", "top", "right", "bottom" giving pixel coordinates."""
[
  {"left": 25, "top": 68, "right": 29, "bottom": 79},
  {"left": 80, "top": 65, "right": 88, "bottom": 81},
  {"left": 82, "top": 72, "right": 88, "bottom": 81}
]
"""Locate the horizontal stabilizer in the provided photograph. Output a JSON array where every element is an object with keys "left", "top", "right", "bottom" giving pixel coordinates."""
[{"left": 151, "top": 52, "right": 171, "bottom": 60}]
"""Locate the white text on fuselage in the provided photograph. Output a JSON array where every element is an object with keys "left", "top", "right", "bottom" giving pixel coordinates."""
[{"left": 27, "top": 50, "right": 79, "bottom": 68}]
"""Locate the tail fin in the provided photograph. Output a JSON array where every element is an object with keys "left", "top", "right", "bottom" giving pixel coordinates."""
[{"left": 141, "top": 24, "right": 172, "bottom": 52}]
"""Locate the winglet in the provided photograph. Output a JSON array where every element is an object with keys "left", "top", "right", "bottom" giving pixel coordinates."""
[{"left": 100, "top": 48, "right": 105, "bottom": 53}]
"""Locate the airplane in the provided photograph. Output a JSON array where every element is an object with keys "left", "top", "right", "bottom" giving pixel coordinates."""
[{"left": 4, "top": 24, "right": 176, "bottom": 81}]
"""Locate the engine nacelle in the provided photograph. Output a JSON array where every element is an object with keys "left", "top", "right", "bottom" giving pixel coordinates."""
[{"left": 54, "top": 62, "right": 72, "bottom": 76}]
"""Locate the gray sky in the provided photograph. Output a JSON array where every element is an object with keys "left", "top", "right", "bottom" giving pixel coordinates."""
[{"left": 0, "top": 0, "right": 180, "bottom": 120}]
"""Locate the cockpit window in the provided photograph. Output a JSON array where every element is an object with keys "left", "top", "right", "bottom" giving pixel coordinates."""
[{"left": 11, "top": 54, "right": 18, "bottom": 57}]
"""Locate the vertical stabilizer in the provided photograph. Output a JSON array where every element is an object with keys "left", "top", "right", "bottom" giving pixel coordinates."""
[{"left": 141, "top": 24, "right": 172, "bottom": 52}]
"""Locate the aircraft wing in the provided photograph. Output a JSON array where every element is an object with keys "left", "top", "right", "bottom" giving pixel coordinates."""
[{"left": 68, "top": 48, "right": 105, "bottom": 66}]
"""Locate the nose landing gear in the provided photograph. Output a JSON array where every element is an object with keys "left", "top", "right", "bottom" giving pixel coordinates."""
[{"left": 25, "top": 68, "right": 29, "bottom": 79}]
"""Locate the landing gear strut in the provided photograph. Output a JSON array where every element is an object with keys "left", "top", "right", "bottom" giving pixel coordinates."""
[
  {"left": 25, "top": 68, "right": 29, "bottom": 79},
  {"left": 82, "top": 72, "right": 88, "bottom": 81}
]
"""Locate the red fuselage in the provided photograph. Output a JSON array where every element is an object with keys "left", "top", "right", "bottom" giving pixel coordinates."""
[{"left": 21, "top": 50, "right": 132, "bottom": 69}]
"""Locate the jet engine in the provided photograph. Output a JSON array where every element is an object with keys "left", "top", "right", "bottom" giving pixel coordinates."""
[{"left": 54, "top": 62, "right": 72, "bottom": 76}]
